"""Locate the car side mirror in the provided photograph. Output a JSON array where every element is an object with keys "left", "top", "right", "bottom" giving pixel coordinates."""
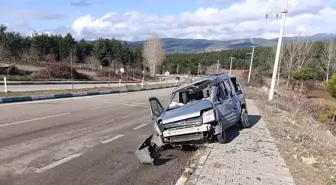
[{"left": 149, "top": 97, "right": 164, "bottom": 120}]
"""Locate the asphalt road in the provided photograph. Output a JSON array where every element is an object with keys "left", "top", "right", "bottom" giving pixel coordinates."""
[
  {"left": 0, "top": 88, "right": 193, "bottom": 185},
  {"left": 1, "top": 81, "right": 176, "bottom": 92}
]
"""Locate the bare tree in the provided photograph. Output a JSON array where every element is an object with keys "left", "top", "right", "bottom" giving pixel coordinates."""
[
  {"left": 143, "top": 33, "right": 165, "bottom": 76},
  {"left": 21, "top": 47, "right": 39, "bottom": 64},
  {"left": 320, "top": 41, "right": 336, "bottom": 82},
  {"left": 0, "top": 43, "right": 8, "bottom": 62},
  {"left": 295, "top": 37, "right": 315, "bottom": 70},
  {"left": 283, "top": 41, "right": 299, "bottom": 87},
  {"left": 266, "top": 46, "right": 277, "bottom": 73},
  {"left": 85, "top": 56, "right": 101, "bottom": 70}
]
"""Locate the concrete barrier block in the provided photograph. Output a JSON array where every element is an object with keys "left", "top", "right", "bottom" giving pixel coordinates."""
[
  {"left": 72, "top": 92, "right": 88, "bottom": 97},
  {"left": 31, "top": 95, "right": 41, "bottom": 100},
  {"left": 2, "top": 97, "right": 14, "bottom": 103},
  {"left": 87, "top": 92, "right": 100, "bottom": 96},
  {"left": 54, "top": 93, "right": 73, "bottom": 99}
]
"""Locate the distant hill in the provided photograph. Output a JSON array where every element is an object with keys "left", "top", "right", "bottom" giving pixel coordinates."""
[{"left": 126, "top": 33, "right": 336, "bottom": 54}]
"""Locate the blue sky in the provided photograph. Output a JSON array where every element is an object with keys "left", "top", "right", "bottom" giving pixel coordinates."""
[
  {"left": 1, "top": 0, "right": 228, "bottom": 30},
  {"left": 0, "top": 0, "right": 335, "bottom": 41}
]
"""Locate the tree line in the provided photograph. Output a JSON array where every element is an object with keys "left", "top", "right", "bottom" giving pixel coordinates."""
[
  {"left": 0, "top": 24, "right": 144, "bottom": 73},
  {"left": 0, "top": 23, "right": 335, "bottom": 81}
]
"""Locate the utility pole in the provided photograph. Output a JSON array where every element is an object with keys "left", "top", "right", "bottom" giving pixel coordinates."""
[
  {"left": 216, "top": 60, "right": 220, "bottom": 74},
  {"left": 267, "top": 0, "right": 289, "bottom": 100},
  {"left": 277, "top": 48, "right": 283, "bottom": 87},
  {"left": 229, "top": 57, "right": 235, "bottom": 74},
  {"left": 176, "top": 64, "right": 179, "bottom": 75},
  {"left": 108, "top": 56, "right": 111, "bottom": 89},
  {"left": 141, "top": 69, "right": 145, "bottom": 88},
  {"left": 247, "top": 46, "right": 255, "bottom": 83}
]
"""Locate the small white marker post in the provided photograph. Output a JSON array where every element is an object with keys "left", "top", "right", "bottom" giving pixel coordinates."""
[
  {"left": 119, "top": 67, "right": 124, "bottom": 88},
  {"left": 141, "top": 70, "right": 144, "bottom": 88},
  {"left": 4, "top": 76, "right": 7, "bottom": 93}
]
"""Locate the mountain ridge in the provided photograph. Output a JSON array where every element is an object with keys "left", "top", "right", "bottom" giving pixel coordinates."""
[{"left": 126, "top": 33, "right": 336, "bottom": 53}]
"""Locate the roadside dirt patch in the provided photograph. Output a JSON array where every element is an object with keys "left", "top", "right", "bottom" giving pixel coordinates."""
[{"left": 245, "top": 86, "right": 336, "bottom": 185}]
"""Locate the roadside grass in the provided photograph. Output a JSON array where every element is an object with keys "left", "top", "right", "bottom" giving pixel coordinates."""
[
  {"left": 0, "top": 83, "right": 177, "bottom": 98},
  {"left": 245, "top": 83, "right": 336, "bottom": 185}
]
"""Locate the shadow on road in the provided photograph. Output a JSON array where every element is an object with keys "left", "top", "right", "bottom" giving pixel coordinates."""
[
  {"left": 153, "top": 156, "right": 175, "bottom": 166},
  {"left": 225, "top": 114, "right": 261, "bottom": 143},
  {"left": 153, "top": 145, "right": 198, "bottom": 166}
]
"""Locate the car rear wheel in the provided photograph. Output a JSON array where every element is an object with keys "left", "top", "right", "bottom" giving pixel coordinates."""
[{"left": 239, "top": 108, "right": 251, "bottom": 128}]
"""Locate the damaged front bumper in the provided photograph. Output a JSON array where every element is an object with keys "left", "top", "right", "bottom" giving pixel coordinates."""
[
  {"left": 162, "top": 124, "right": 212, "bottom": 144},
  {"left": 162, "top": 124, "right": 211, "bottom": 137}
]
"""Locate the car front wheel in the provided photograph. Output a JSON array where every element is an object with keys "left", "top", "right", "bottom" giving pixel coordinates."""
[{"left": 216, "top": 129, "right": 227, "bottom": 144}]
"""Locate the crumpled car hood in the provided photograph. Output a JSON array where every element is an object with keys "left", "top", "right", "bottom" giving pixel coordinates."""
[{"left": 160, "top": 99, "right": 213, "bottom": 124}]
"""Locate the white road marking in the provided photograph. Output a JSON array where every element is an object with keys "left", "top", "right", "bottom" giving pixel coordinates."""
[
  {"left": 35, "top": 153, "right": 82, "bottom": 173},
  {"left": 132, "top": 124, "right": 148, "bottom": 130},
  {"left": 0, "top": 113, "right": 71, "bottom": 128},
  {"left": 101, "top": 134, "right": 124, "bottom": 144}
]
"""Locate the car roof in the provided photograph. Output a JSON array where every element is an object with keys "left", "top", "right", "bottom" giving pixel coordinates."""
[{"left": 172, "top": 73, "right": 237, "bottom": 93}]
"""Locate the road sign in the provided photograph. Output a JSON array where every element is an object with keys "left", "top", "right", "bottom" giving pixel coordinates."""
[{"left": 120, "top": 68, "right": 125, "bottom": 73}]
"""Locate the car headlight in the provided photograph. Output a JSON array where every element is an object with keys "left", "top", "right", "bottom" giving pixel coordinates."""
[
  {"left": 153, "top": 121, "right": 163, "bottom": 135},
  {"left": 202, "top": 109, "right": 215, "bottom": 123}
]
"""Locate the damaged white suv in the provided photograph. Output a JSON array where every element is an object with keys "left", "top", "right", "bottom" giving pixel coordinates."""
[{"left": 135, "top": 74, "right": 250, "bottom": 164}]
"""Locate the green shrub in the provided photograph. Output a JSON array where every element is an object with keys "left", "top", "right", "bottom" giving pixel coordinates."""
[
  {"left": 293, "top": 68, "right": 316, "bottom": 81},
  {"left": 319, "top": 113, "right": 328, "bottom": 122},
  {"left": 326, "top": 73, "right": 336, "bottom": 97}
]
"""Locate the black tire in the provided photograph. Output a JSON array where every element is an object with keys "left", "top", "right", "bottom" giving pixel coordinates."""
[
  {"left": 239, "top": 108, "right": 251, "bottom": 128},
  {"left": 216, "top": 129, "right": 227, "bottom": 144}
]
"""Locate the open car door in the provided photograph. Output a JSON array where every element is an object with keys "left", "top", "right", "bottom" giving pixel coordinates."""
[
  {"left": 135, "top": 97, "right": 164, "bottom": 164},
  {"left": 149, "top": 97, "right": 164, "bottom": 120}
]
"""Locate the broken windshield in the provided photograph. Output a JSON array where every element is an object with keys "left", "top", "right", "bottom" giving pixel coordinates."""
[{"left": 167, "top": 80, "right": 211, "bottom": 111}]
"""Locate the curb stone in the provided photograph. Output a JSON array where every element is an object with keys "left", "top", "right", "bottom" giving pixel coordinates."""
[
  {"left": 174, "top": 143, "right": 214, "bottom": 185},
  {"left": 185, "top": 143, "right": 214, "bottom": 185},
  {"left": 0, "top": 85, "right": 178, "bottom": 104}
]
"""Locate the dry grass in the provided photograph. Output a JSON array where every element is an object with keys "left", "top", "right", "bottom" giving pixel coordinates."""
[{"left": 245, "top": 85, "right": 336, "bottom": 185}]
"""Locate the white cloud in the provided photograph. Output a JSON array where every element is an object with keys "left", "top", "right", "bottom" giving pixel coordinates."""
[{"left": 68, "top": 0, "right": 336, "bottom": 41}]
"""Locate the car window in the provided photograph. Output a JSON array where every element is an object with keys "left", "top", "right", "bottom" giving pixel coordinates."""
[
  {"left": 223, "top": 80, "right": 234, "bottom": 97},
  {"left": 228, "top": 80, "right": 236, "bottom": 95},
  {"left": 216, "top": 83, "right": 225, "bottom": 102},
  {"left": 230, "top": 77, "right": 242, "bottom": 93}
]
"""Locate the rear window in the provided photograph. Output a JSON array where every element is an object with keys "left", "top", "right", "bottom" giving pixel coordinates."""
[{"left": 230, "top": 77, "right": 242, "bottom": 93}]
